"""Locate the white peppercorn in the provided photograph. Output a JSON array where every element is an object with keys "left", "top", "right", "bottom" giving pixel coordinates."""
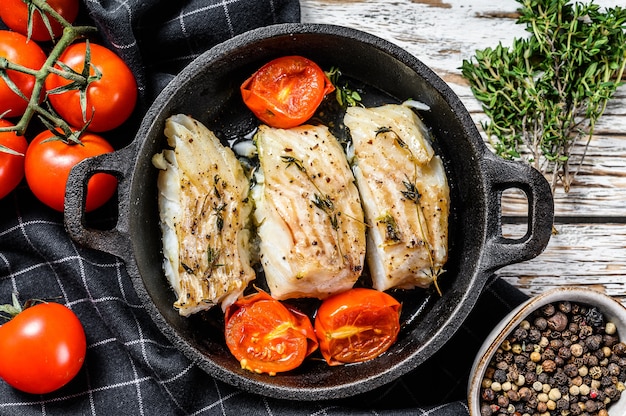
[
  {"left": 605, "top": 322, "right": 616, "bottom": 335},
  {"left": 579, "top": 384, "right": 590, "bottom": 396}
]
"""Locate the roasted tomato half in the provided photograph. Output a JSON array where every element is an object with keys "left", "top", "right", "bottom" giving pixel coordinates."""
[
  {"left": 224, "top": 291, "right": 318, "bottom": 375},
  {"left": 241, "top": 55, "right": 334, "bottom": 128},
  {"left": 314, "top": 288, "right": 401, "bottom": 366}
]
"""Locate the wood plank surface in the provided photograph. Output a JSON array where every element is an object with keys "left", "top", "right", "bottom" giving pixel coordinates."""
[{"left": 301, "top": 0, "right": 626, "bottom": 304}]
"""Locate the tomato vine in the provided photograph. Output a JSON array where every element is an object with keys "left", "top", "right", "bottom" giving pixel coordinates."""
[{"left": 0, "top": 0, "right": 99, "bottom": 150}]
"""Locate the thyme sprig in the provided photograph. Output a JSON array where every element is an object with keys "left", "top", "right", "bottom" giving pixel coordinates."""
[
  {"left": 325, "top": 67, "right": 363, "bottom": 108},
  {"left": 461, "top": 0, "right": 626, "bottom": 192},
  {"left": 0, "top": 0, "right": 100, "bottom": 153}
]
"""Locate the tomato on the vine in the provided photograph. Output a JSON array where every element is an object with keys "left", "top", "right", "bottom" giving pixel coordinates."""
[
  {"left": 24, "top": 129, "right": 117, "bottom": 212},
  {"left": 0, "top": 301, "right": 86, "bottom": 394},
  {"left": 45, "top": 42, "right": 138, "bottom": 132},
  {"left": 241, "top": 55, "right": 335, "bottom": 129},
  {"left": 224, "top": 291, "right": 318, "bottom": 375},
  {"left": 0, "top": 30, "right": 47, "bottom": 117},
  {"left": 0, "top": 0, "right": 79, "bottom": 42},
  {"left": 314, "top": 288, "right": 401, "bottom": 366},
  {"left": 0, "top": 120, "right": 28, "bottom": 199}
]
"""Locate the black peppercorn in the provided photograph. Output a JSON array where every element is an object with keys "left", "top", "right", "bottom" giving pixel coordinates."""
[
  {"left": 569, "top": 402, "right": 583, "bottom": 415},
  {"left": 480, "top": 403, "right": 494, "bottom": 416},
  {"left": 512, "top": 327, "right": 527, "bottom": 342},
  {"left": 493, "top": 369, "right": 507, "bottom": 383},
  {"left": 496, "top": 360, "right": 508, "bottom": 370},
  {"left": 542, "top": 348, "right": 556, "bottom": 361},
  {"left": 506, "top": 389, "right": 519, "bottom": 402},
  {"left": 563, "top": 363, "right": 578, "bottom": 378},
  {"left": 607, "top": 362, "right": 620, "bottom": 377},
  {"left": 534, "top": 316, "right": 548, "bottom": 331},
  {"left": 558, "top": 301, "right": 572, "bottom": 313},
  {"left": 554, "top": 356, "right": 565, "bottom": 367},
  {"left": 542, "top": 359, "right": 557, "bottom": 373},
  {"left": 585, "top": 307, "right": 604, "bottom": 328},
  {"left": 548, "top": 311, "right": 569, "bottom": 332},
  {"left": 553, "top": 369, "right": 568, "bottom": 385},
  {"left": 603, "top": 334, "right": 618, "bottom": 348},
  {"left": 528, "top": 328, "right": 542, "bottom": 343},
  {"left": 559, "top": 346, "right": 572, "bottom": 360},
  {"left": 541, "top": 303, "right": 556, "bottom": 317},
  {"left": 579, "top": 324, "right": 593, "bottom": 339},
  {"left": 604, "top": 385, "right": 619, "bottom": 400},
  {"left": 496, "top": 395, "right": 509, "bottom": 408},
  {"left": 557, "top": 397, "right": 569, "bottom": 410},
  {"left": 585, "top": 399, "right": 598, "bottom": 413},
  {"left": 613, "top": 342, "right": 626, "bottom": 356},
  {"left": 514, "top": 354, "right": 527, "bottom": 367},
  {"left": 482, "top": 388, "right": 496, "bottom": 401},
  {"left": 550, "top": 338, "right": 564, "bottom": 350},
  {"left": 585, "top": 334, "right": 602, "bottom": 351}
]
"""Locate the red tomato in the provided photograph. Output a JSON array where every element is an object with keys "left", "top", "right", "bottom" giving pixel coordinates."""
[
  {"left": 0, "top": 30, "right": 47, "bottom": 117},
  {"left": 241, "top": 55, "right": 335, "bottom": 128},
  {"left": 224, "top": 291, "right": 318, "bottom": 375},
  {"left": 45, "top": 42, "right": 138, "bottom": 132},
  {"left": 0, "top": 0, "right": 79, "bottom": 41},
  {"left": 314, "top": 288, "right": 401, "bottom": 366},
  {"left": 0, "top": 301, "right": 86, "bottom": 394},
  {"left": 24, "top": 129, "right": 117, "bottom": 212},
  {"left": 0, "top": 119, "right": 27, "bottom": 199}
]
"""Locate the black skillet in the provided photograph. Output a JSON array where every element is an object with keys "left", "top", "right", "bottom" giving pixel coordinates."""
[{"left": 64, "top": 23, "right": 554, "bottom": 401}]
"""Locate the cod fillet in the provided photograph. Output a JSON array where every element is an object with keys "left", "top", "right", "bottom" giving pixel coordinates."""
[
  {"left": 345, "top": 104, "right": 449, "bottom": 292},
  {"left": 252, "top": 124, "right": 366, "bottom": 300},
  {"left": 152, "top": 114, "right": 255, "bottom": 316}
]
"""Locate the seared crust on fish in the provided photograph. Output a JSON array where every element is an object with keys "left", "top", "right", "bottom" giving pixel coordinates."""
[
  {"left": 345, "top": 104, "right": 449, "bottom": 292},
  {"left": 152, "top": 114, "right": 255, "bottom": 316},
  {"left": 252, "top": 124, "right": 366, "bottom": 300}
]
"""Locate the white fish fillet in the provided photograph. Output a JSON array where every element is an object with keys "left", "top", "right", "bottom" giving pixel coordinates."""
[
  {"left": 252, "top": 124, "right": 366, "bottom": 300},
  {"left": 152, "top": 114, "right": 255, "bottom": 316},
  {"left": 345, "top": 104, "right": 449, "bottom": 292}
]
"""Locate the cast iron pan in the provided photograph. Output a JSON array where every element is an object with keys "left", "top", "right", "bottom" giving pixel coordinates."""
[{"left": 64, "top": 23, "right": 554, "bottom": 400}]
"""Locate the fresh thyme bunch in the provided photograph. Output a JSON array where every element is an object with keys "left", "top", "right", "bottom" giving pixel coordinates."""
[{"left": 461, "top": 0, "right": 626, "bottom": 192}]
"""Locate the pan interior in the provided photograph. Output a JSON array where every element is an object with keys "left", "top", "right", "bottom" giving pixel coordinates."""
[{"left": 128, "top": 26, "right": 488, "bottom": 399}]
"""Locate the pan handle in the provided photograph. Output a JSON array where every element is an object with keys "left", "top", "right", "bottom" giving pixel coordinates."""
[
  {"left": 479, "top": 155, "right": 554, "bottom": 273},
  {"left": 64, "top": 145, "right": 136, "bottom": 261}
]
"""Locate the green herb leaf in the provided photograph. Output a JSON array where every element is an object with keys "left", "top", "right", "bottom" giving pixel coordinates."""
[{"left": 461, "top": 0, "right": 626, "bottom": 192}]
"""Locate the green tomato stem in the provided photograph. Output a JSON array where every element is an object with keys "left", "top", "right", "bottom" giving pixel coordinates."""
[{"left": 0, "top": 0, "right": 99, "bottom": 148}]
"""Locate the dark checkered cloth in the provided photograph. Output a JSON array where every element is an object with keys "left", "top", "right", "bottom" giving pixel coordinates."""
[{"left": 0, "top": 1, "right": 530, "bottom": 414}]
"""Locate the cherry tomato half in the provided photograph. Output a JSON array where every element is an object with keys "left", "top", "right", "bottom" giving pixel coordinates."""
[
  {"left": 0, "top": 30, "right": 46, "bottom": 117},
  {"left": 0, "top": 119, "right": 27, "bottom": 199},
  {"left": 0, "top": 0, "right": 79, "bottom": 41},
  {"left": 241, "top": 55, "right": 335, "bottom": 129},
  {"left": 45, "top": 42, "right": 138, "bottom": 132},
  {"left": 224, "top": 291, "right": 318, "bottom": 375},
  {"left": 0, "top": 302, "right": 86, "bottom": 394},
  {"left": 314, "top": 288, "right": 401, "bottom": 366},
  {"left": 24, "top": 129, "right": 117, "bottom": 212}
]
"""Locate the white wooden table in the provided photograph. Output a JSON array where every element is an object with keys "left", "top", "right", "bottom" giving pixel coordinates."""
[{"left": 301, "top": 0, "right": 626, "bottom": 305}]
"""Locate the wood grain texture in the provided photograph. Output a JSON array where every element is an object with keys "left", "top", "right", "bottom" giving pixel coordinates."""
[{"left": 301, "top": 0, "right": 626, "bottom": 304}]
